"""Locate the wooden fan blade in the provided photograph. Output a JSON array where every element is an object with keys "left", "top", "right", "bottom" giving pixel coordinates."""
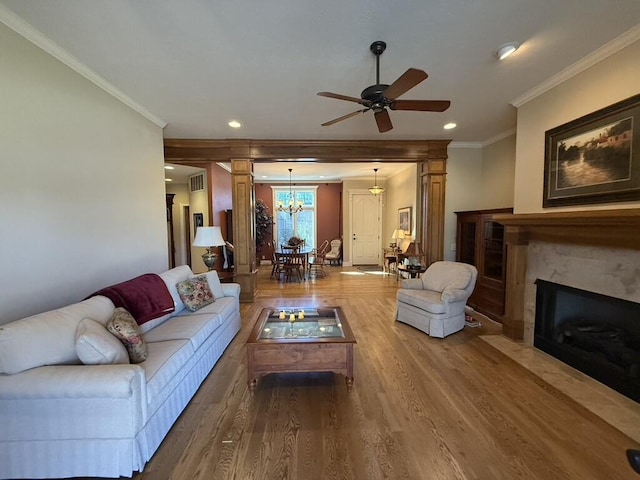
[
  {"left": 317, "top": 92, "right": 369, "bottom": 106},
  {"left": 390, "top": 99, "right": 451, "bottom": 112},
  {"left": 383, "top": 68, "right": 428, "bottom": 100},
  {"left": 321, "top": 109, "right": 368, "bottom": 126},
  {"left": 374, "top": 109, "right": 393, "bottom": 133}
]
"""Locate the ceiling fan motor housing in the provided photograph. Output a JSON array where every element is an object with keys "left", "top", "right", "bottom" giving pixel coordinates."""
[{"left": 361, "top": 84, "right": 389, "bottom": 112}]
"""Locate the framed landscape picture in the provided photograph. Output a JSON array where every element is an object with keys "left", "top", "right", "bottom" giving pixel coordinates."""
[
  {"left": 398, "top": 206, "right": 412, "bottom": 234},
  {"left": 543, "top": 93, "right": 640, "bottom": 207}
]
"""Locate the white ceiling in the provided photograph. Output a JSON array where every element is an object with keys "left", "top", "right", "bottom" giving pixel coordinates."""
[{"left": 3, "top": 1, "right": 640, "bottom": 181}]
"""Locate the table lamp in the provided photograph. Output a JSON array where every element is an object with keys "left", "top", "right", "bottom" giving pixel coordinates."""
[
  {"left": 403, "top": 242, "right": 424, "bottom": 268},
  {"left": 391, "top": 229, "right": 405, "bottom": 248},
  {"left": 192, "top": 226, "right": 226, "bottom": 271}
]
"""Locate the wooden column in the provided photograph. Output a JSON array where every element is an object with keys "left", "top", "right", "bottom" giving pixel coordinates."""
[
  {"left": 501, "top": 226, "right": 528, "bottom": 340},
  {"left": 419, "top": 157, "right": 447, "bottom": 266},
  {"left": 231, "top": 159, "right": 258, "bottom": 302}
]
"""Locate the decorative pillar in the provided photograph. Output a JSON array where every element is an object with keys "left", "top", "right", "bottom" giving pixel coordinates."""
[
  {"left": 231, "top": 159, "right": 258, "bottom": 302},
  {"left": 502, "top": 226, "right": 527, "bottom": 340},
  {"left": 419, "top": 157, "right": 447, "bottom": 266}
]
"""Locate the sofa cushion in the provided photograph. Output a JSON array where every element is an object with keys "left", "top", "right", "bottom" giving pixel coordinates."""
[
  {"left": 143, "top": 313, "right": 223, "bottom": 351},
  {"left": 140, "top": 339, "right": 194, "bottom": 418},
  {"left": 421, "top": 261, "right": 473, "bottom": 292},
  {"left": 181, "top": 296, "right": 237, "bottom": 323},
  {"left": 203, "top": 271, "right": 225, "bottom": 299},
  {"left": 106, "top": 308, "right": 148, "bottom": 363},
  {"left": 176, "top": 275, "right": 215, "bottom": 312},
  {"left": 397, "top": 289, "right": 448, "bottom": 314},
  {"left": 158, "top": 265, "right": 193, "bottom": 315},
  {"left": 0, "top": 296, "right": 115, "bottom": 374},
  {"left": 75, "top": 318, "right": 130, "bottom": 365}
]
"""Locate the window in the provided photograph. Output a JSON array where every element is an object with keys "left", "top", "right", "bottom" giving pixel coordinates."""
[{"left": 272, "top": 186, "right": 318, "bottom": 250}]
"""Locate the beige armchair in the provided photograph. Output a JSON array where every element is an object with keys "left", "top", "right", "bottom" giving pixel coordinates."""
[
  {"left": 324, "top": 239, "right": 342, "bottom": 266},
  {"left": 396, "top": 261, "right": 478, "bottom": 338}
]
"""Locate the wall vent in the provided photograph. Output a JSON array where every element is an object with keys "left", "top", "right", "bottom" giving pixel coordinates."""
[{"left": 189, "top": 173, "right": 205, "bottom": 192}]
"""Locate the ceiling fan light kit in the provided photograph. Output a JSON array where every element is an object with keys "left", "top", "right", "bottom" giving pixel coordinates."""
[
  {"left": 318, "top": 41, "right": 451, "bottom": 133},
  {"left": 368, "top": 168, "right": 385, "bottom": 195}
]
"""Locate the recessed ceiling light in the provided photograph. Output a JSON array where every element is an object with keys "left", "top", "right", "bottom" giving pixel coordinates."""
[
  {"left": 496, "top": 42, "right": 520, "bottom": 60},
  {"left": 444, "top": 122, "right": 457, "bottom": 130},
  {"left": 228, "top": 120, "right": 242, "bottom": 128},
  {"left": 165, "top": 178, "right": 172, "bottom": 182},
  {"left": 164, "top": 165, "right": 174, "bottom": 170}
]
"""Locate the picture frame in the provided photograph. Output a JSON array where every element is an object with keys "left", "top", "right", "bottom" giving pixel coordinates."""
[
  {"left": 398, "top": 206, "right": 412, "bottom": 234},
  {"left": 543, "top": 93, "right": 640, "bottom": 207},
  {"left": 193, "top": 212, "right": 204, "bottom": 231}
]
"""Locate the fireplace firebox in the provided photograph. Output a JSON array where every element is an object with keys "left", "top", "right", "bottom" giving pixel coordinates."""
[{"left": 534, "top": 279, "right": 640, "bottom": 403}]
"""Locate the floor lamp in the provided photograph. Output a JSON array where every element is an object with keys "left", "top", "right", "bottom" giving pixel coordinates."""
[{"left": 192, "top": 226, "right": 226, "bottom": 271}]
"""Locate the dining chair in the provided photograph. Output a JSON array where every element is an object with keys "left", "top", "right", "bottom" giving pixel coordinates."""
[
  {"left": 309, "top": 239, "right": 330, "bottom": 277},
  {"left": 282, "top": 252, "right": 305, "bottom": 282},
  {"left": 268, "top": 242, "right": 284, "bottom": 279}
]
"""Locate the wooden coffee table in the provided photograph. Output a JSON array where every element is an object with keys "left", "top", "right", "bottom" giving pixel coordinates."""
[{"left": 246, "top": 307, "right": 356, "bottom": 392}]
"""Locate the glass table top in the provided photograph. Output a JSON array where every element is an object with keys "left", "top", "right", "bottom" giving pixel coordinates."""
[{"left": 259, "top": 307, "right": 345, "bottom": 339}]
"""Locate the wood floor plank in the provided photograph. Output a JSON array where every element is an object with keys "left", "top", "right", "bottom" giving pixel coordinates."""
[{"left": 88, "top": 265, "right": 640, "bottom": 480}]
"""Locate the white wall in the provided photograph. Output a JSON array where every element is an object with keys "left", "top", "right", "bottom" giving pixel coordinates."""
[
  {"left": 444, "top": 148, "right": 484, "bottom": 261},
  {"left": 514, "top": 39, "right": 640, "bottom": 213},
  {"left": 0, "top": 23, "right": 167, "bottom": 324},
  {"left": 384, "top": 164, "right": 417, "bottom": 241},
  {"left": 480, "top": 134, "right": 516, "bottom": 209},
  {"left": 189, "top": 174, "right": 211, "bottom": 273}
]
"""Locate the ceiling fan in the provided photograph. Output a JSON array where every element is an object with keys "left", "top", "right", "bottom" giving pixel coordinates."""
[{"left": 318, "top": 41, "right": 451, "bottom": 133}]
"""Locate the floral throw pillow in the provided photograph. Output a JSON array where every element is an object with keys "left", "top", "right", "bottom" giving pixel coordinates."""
[
  {"left": 106, "top": 308, "right": 148, "bottom": 363},
  {"left": 176, "top": 275, "right": 215, "bottom": 312}
]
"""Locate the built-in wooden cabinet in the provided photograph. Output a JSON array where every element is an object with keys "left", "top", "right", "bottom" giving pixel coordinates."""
[{"left": 455, "top": 208, "right": 512, "bottom": 322}]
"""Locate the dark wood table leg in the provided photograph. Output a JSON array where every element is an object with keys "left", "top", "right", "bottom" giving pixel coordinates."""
[{"left": 345, "top": 376, "right": 354, "bottom": 392}]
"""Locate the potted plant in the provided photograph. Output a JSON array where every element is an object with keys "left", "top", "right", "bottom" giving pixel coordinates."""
[{"left": 255, "top": 199, "right": 273, "bottom": 263}]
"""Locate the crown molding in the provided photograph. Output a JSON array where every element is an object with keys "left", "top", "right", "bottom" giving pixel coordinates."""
[
  {"left": 511, "top": 24, "right": 640, "bottom": 108},
  {"left": 0, "top": 4, "right": 167, "bottom": 128},
  {"left": 481, "top": 128, "right": 516, "bottom": 147}
]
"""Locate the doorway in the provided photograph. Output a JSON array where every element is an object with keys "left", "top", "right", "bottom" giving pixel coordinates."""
[
  {"left": 183, "top": 205, "right": 192, "bottom": 267},
  {"left": 349, "top": 191, "right": 382, "bottom": 265}
]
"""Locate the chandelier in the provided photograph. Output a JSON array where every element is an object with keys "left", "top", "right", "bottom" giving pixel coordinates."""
[
  {"left": 368, "top": 168, "right": 385, "bottom": 195},
  {"left": 277, "top": 168, "right": 303, "bottom": 216}
]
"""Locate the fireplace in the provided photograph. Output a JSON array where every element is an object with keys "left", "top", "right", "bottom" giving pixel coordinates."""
[{"left": 534, "top": 279, "right": 640, "bottom": 403}]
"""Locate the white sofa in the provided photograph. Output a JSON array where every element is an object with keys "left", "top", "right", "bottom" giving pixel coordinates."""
[
  {"left": 396, "top": 261, "right": 478, "bottom": 338},
  {"left": 0, "top": 265, "right": 241, "bottom": 479}
]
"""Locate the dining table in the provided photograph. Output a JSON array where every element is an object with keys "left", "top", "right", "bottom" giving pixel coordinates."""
[{"left": 274, "top": 247, "right": 314, "bottom": 281}]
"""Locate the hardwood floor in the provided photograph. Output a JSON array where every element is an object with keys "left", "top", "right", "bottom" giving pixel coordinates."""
[{"left": 130, "top": 266, "right": 638, "bottom": 480}]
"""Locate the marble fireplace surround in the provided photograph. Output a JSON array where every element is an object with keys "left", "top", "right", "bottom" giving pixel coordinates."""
[{"left": 493, "top": 208, "right": 640, "bottom": 344}]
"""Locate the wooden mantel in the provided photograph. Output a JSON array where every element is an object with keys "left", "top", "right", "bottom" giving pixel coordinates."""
[
  {"left": 493, "top": 208, "right": 640, "bottom": 339},
  {"left": 494, "top": 208, "right": 640, "bottom": 251}
]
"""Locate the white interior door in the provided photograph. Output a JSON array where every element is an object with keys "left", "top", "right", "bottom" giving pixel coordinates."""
[{"left": 350, "top": 193, "right": 381, "bottom": 265}]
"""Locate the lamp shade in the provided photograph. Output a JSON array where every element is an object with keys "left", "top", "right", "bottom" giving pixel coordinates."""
[
  {"left": 391, "top": 229, "right": 406, "bottom": 241},
  {"left": 403, "top": 242, "right": 423, "bottom": 256},
  {"left": 368, "top": 168, "right": 385, "bottom": 195},
  {"left": 193, "top": 226, "right": 225, "bottom": 247}
]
